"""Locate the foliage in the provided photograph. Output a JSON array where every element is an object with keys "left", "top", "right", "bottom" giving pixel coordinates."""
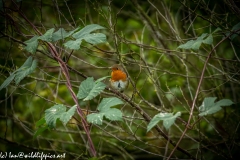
[
  {"left": 45, "top": 104, "right": 77, "bottom": 128},
  {"left": 0, "top": 57, "right": 37, "bottom": 90},
  {"left": 177, "top": 33, "right": 213, "bottom": 50},
  {"left": 199, "top": 97, "right": 234, "bottom": 116},
  {"left": 77, "top": 77, "right": 107, "bottom": 101},
  {"left": 87, "top": 97, "right": 123, "bottom": 125},
  {"left": 24, "top": 24, "right": 106, "bottom": 53},
  {"left": 0, "top": 0, "right": 239, "bottom": 159},
  {"left": 147, "top": 112, "right": 181, "bottom": 131}
]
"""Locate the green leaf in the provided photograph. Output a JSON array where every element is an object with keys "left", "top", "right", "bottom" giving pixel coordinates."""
[
  {"left": 177, "top": 33, "right": 211, "bottom": 50},
  {"left": 45, "top": 104, "right": 66, "bottom": 128},
  {"left": 59, "top": 105, "right": 77, "bottom": 125},
  {"left": 63, "top": 25, "right": 106, "bottom": 50},
  {"left": 83, "top": 33, "right": 106, "bottom": 44},
  {"left": 104, "top": 108, "right": 122, "bottom": 121},
  {"left": 199, "top": 105, "right": 222, "bottom": 116},
  {"left": 0, "top": 74, "right": 16, "bottom": 90},
  {"left": 64, "top": 39, "right": 82, "bottom": 50},
  {"left": 35, "top": 117, "right": 46, "bottom": 127},
  {"left": 77, "top": 77, "right": 106, "bottom": 101},
  {"left": 86, "top": 97, "right": 124, "bottom": 125},
  {"left": 191, "top": 40, "right": 202, "bottom": 50},
  {"left": 0, "top": 57, "right": 37, "bottom": 88},
  {"left": 52, "top": 28, "right": 69, "bottom": 42},
  {"left": 199, "top": 97, "right": 234, "bottom": 116},
  {"left": 197, "top": 33, "right": 208, "bottom": 40},
  {"left": 227, "top": 22, "right": 240, "bottom": 40},
  {"left": 215, "top": 99, "right": 234, "bottom": 106},
  {"left": 77, "top": 77, "right": 95, "bottom": 99},
  {"left": 24, "top": 36, "right": 39, "bottom": 54},
  {"left": 84, "top": 81, "right": 106, "bottom": 101},
  {"left": 52, "top": 27, "right": 80, "bottom": 42},
  {"left": 177, "top": 40, "right": 195, "bottom": 50},
  {"left": 14, "top": 57, "right": 37, "bottom": 84},
  {"left": 163, "top": 112, "right": 181, "bottom": 130},
  {"left": 38, "top": 28, "right": 55, "bottom": 42},
  {"left": 147, "top": 112, "right": 181, "bottom": 132},
  {"left": 212, "top": 27, "right": 222, "bottom": 34},
  {"left": 45, "top": 104, "right": 76, "bottom": 128},
  {"left": 87, "top": 113, "right": 104, "bottom": 125},
  {"left": 98, "top": 97, "right": 123, "bottom": 111},
  {"left": 199, "top": 97, "right": 217, "bottom": 112},
  {"left": 33, "top": 126, "right": 48, "bottom": 139},
  {"left": 203, "top": 34, "right": 213, "bottom": 45},
  {"left": 72, "top": 24, "right": 105, "bottom": 39}
]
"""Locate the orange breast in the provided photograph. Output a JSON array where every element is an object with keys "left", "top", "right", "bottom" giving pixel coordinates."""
[{"left": 111, "top": 70, "right": 127, "bottom": 81}]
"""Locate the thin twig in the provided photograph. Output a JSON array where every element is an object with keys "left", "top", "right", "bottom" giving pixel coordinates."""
[{"left": 167, "top": 29, "right": 240, "bottom": 160}]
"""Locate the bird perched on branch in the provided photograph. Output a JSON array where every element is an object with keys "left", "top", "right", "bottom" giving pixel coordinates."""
[{"left": 109, "top": 64, "right": 128, "bottom": 92}]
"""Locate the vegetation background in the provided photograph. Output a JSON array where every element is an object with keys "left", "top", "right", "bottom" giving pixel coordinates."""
[{"left": 0, "top": 0, "right": 240, "bottom": 159}]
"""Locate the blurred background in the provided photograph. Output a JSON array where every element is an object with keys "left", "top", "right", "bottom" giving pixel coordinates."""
[{"left": 0, "top": 0, "right": 240, "bottom": 159}]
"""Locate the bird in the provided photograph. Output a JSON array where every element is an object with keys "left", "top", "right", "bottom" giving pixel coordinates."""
[{"left": 109, "top": 64, "right": 128, "bottom": 92}]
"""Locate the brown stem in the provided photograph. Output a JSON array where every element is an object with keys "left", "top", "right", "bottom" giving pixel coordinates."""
[
  {"left": 167, "top": 29, "right": 240, "bottom": 160},
  {"left": 12, "top": 1, "right": 97, "bottom": 156}
]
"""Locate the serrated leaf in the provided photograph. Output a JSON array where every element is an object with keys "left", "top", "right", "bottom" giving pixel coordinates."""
[
  {"left": 14, "top": 57, "right": 37, "bottom": 84},
  {"left": 177, "top": 40, "right": 195, "bottom": 50},
  {"left": 177, "top": 33, "right": 211, "bottom": 50},
  {"left": 64, "top": 39, "right": 82, "bottom": 50},
  {"left": 45, "top": 104, "right": 66, "bottom": 128},
  {"left": 163, "top": 112, "right": 181, "bottom": 130},
  {"left": 38, "top": 28, "right": 55, "bottom": 42},
  {"left": 0, "top": 74, "right": 16, "bottom": 90},
  {"left": 98, "top": 97, "right": 123, "bottom": 111},
  {"left": 191, "top": 40, "right": 202, "bottom": 50},
  {"left": 147, "top": 112, "right": 181, "bottom": 132},
  {"left": 104, "top": 108, "right": 122, "bottom": 121},
  {"left": 83, "top": 33, "right": 106, "bottom": 44},
  {"left": 199, "top": 97, "right": 233, "bottom": 116},
  {"left": 87, "top": 113, "right": 104, "bottom": 125},
  {"left": 59, "top": 105, "right": 77, "bottom": 125},
  {"left": 52, "top": 27, "right": 80, "bottom": 42},
  {"left": 33, "top": 126, "right": 48, "bottom": 139},
  {"left": 24, "top": 36, "right": 39, "bottom": 54},
  {"left": 86, "top": 97, "right": 123, "bottom": 125},
  {"left": 73, "top": 24, "right": 105, "bottom": 39},
  {"left": 84, "top": 81, "right": 106, "bottom": 101},
  {"left": 203, "top": 34, "right": 213, "bottom": 45},
  {"left": 77, "top": 77, "right": 95, "bottom": 99},
  {"left": 77, "top": 77, "right": 106, "bottom": 101},
  {"left": 52, "top": 28, "right": 69, "bottom": 42},
  {"left": 199, "top": 106, "right": 222, "bottom": 116},
  {"left": 199, "top": 97, "right": 217, "bottom": 112},
  {"left": 197, "top": 33, "right": 208, "bottom": 40}
]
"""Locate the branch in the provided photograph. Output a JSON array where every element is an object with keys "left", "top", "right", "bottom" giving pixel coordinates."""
[
  {"left": 167, "top": 29, "right": 240, "bottom": 160},
  {"left": 12, "top": 1, "right": 97, "bottom": 156}
]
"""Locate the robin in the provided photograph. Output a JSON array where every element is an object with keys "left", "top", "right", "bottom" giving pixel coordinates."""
[{"left": 109, "top": 64, "right": 128, "bottom": 92}]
